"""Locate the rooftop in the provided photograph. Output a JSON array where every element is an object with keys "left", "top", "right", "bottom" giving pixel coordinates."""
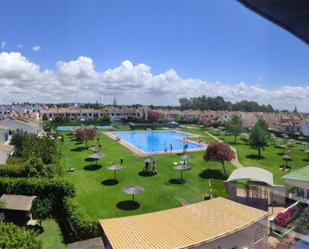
[
  {"left": 282, "top": 165, "right": 309, "bottom": 182},
  {"left": 0, "top": 194, "right": 36, "bottom": 212},
  {"left": 100, "top": 197, "right": 267, "bottom": 249},
  {"left": 67, "top": 237, "right": 105, "bottom": 249}
]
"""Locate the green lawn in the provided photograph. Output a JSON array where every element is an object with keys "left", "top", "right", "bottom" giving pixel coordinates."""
[
  {"left": 39, "top": 219, "right": 65, "bottom": 249},
  {"left": 207, "top": 128, "right": 309, "bottom": 185},
  {"left": 61, "top": 128, "right": 234, "bottom": 219}
]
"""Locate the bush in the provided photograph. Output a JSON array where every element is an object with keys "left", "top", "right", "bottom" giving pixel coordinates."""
[
  {"left": 32, "top": 198, "right": 53, "bottom": 220},
  {"left": 63, "top": 197, "right": 100, "bottom": 239},
  {"left": 0, "top": 177, "right": 75, "bottom": 213},
  {"left": 11, "top": 131, "right": 57, "bottom": 164},
  {"left": 0, "top": 164, "right": 24, "bottom": 177},
  {"left": 22, "top": 157, "right": 52, "bottom": 178},
  {"left": 0, "top": 222, "right": 42, "bottom": 249},
  {"left": 0, "top": 160, "right": 62, "bottom": 178}
]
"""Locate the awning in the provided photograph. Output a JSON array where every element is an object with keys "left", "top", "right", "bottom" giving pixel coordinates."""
[{"left": 226, "top": 167, "right": 275, "bottom": 186}]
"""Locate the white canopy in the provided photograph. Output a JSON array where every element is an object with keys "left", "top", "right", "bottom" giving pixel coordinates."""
[{"left": 226, "top": 167, "right": 274, "bottom": 186}]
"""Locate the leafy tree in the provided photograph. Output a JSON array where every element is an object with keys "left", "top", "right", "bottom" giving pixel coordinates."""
[
  {"left": 32, "top": 198, "right": 53, "bottom": 227},
  {"left": 148, "top": 111, "right": 160, "bottom": 123},
  {"left": 22, "top": 135, "right": 56, "bottom": 164},
  {"left": 75, "top": 128, "right": 97, "bottom": 148},
  {"left": 0, "top": 222, "right": 42, "bottom": 249},
  {"left": 198, "top": 118, "right": 212, "bottom": 128},
  {"left": 255, "top": 118, "right": 268, "bottom": 131},
  {"left": 249, "top": 121, "right": 268, "bottom": 157},
  {"left": 22, "top": 157, "right": 51, "bottom": 178},
  {"left": 226, "top": 115, "right": 243, "bottom": 144},
  {"left": 203, "top": 141, "right": 235, "bottom": 176},
  {"left": 84, "top": 128, "right": 97, "bottom": 148},
  {"left": 75, "top": 128, "right": 86, "bottom": 143},
  {"left": 0, "top": 200, "right": 4, "bottom": 208},
  {"left": 10, "top": 129, "right": 28, "bottom": 156},
  {"left": 178, "top": 96, "right": 274, "bottom": 112}
]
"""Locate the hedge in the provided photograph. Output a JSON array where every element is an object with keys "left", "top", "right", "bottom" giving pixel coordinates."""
[
  {"left": 129, "top": 122, "right": 167, "bottom": 130},
  {"left": 0, "top": 221, "right": 42, "bottom": 249},
  {"left": 0, "top": 177, "right": 99, "bottom": 239},
  {"left": 0, "top": 177, "right": 75, "bottom": 212},
  {"left": 63, "top": 197, "right": 100, "bottom": 239}
]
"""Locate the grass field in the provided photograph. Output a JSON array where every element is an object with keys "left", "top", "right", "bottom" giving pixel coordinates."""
[
  {"left": 61, "top": 127, "right": 234, "bottom": 219},
  {"left": 39, "top": 219, "right": 65, "bottom": 249},
  {"left": 207, "top": 128, "right": 309, "bottom": 185}
]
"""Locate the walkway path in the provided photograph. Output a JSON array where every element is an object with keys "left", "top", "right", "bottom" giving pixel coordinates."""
[{"left": 204, "top": 131, "right": 244, "bottom": 169}]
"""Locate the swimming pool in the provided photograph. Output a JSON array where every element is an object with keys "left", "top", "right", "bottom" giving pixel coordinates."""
[
  {"left": 57, "top": 126, "right": 113, "bottom": 131},
  {"left": 111, "top": 130, "right": 206, "bottom": 153}
]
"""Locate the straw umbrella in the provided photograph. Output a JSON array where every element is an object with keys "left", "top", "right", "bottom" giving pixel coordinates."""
[
  {"left": 87, "top": 153, "right": 103, "bottom": 166},
  {"left": 144, "top": 158, "right": 153, "bottom": 164},
  {"left": 89, "top": 146, "right": 100, "bottom": 153},
  {"left": 173, "top": 164, "right": 190, "bottom": 182},
  {"left": 123, "top": 184, "right": 144, "bottom": 201},
  {"left": 107, "top": 164, "right": 124, "bottom": 181}
]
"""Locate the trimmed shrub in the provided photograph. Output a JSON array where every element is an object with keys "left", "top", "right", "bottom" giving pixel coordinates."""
[
  {"left": 0, "top": 177, "right": 75, "bottom": 212},
  {"left": 0, "top": 222, "right": 42, "bottom": 249},
  {"left": 63, "top": 197, "right": 100, "bottom": 239}
]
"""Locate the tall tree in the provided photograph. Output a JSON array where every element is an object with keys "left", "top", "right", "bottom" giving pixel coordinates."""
[
  {"left": 84, "top": 128, "right": 97, "bottom": 148},
  {"left": 249, "top": 120, "right": 268, "bottom": 157},
  {"left": 148, "top": 111, "right": 160, "bottom": 123},
  {"left": 226, "top": 115, "right": 243, "bottom": 144},
  {"left": 203, "top": 141, "right": 235, "bottom": 176},
  {"left": 255, "top": 118, "right": 268, "bottom": 131}
]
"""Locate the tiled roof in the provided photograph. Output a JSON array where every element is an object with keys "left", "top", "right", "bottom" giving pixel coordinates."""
[{"left": 100, "top": 197, "right": 267, "bottom": 249}]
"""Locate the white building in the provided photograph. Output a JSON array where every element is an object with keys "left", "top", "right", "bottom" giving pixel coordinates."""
[{"left": 300, "top": 119, "right": 309, "bottom": 136}]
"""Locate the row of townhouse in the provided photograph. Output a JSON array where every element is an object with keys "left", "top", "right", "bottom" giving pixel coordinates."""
[
  {"left": 40, "top": 106, "right": 309, "bottom": 135},
  {"left": 156, "top": 108, "right": 309, "bottom": 134},
  {"left": 106, "top": 106, "right": 144, "bottom": 120},
  {"left": 42, "top": 108, "right": 105, "bottom": 120},
  {"left": 41, "top": 106, "right": 144, "bottom": 121}
]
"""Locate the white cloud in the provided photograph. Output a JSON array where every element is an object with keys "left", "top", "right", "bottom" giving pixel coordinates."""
[
  {"left": 1, "top": 41, "right": 6, "bottom": 49},
  {"left": 32, "top": 45, "right": 41, "bottom": 52},
  {"left": 0, "top": 51, "right": 308, "bottom": 111}
]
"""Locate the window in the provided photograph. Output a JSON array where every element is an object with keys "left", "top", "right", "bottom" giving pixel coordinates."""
[{"left": 253, "top": 224, "right": 264, "bottom": 243}]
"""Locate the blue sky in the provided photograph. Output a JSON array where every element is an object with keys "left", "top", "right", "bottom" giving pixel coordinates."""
[{"left": 0, "top": 0, "right": 309, "bottom": 110}]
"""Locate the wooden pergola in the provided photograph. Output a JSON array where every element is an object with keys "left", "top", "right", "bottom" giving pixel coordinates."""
[{"left": 0, "top": 194, "right": 37, "bottom": 225}]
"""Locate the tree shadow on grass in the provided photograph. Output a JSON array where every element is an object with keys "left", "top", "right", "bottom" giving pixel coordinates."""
[
  {"left": 302, "top": 158, "right": 309, "bottom": 162},
  {"left": 101, "top": 179, "right": 119, "bottom": 186},
  {"left": 71, "top": 146, "right": 87, "bottom": 152},
  {"left": 84, "top": 158, "right": 95, "bottom": 162},
  {"left": 199, "top": 169, "right": 227, "bottom": 180},
  {"left": 277, "top": 152, "right": 285, "bottom": 156},
  {"left": 245, "top": 154, "right": 265, "bottom": 160},
  {"left": 169, "top": 178, "right": 185, "bottom": 184},
  {"left": 138, "top": 171, "right": 156, "bottom": 177},
  {"left": 117, "top": 200, "right": 140, "bottom": 210},
  {"left": 83, "top": 164, "right": 102, "bottom": 171}
]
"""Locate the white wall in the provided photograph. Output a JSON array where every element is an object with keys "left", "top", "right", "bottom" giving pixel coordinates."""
[{"left": 300, "top": 120, "right": 309, "bottom": 136}]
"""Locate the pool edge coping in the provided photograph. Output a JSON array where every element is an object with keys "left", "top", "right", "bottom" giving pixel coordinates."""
[{"left": 103, "top": 129, "right": 207, "bottom": 157}]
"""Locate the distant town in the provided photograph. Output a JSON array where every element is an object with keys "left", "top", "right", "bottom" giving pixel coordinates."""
[{"left": 1, "top": 96, "right": 309, "bottom": 137}]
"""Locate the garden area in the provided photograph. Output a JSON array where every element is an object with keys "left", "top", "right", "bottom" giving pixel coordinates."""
[
  {"left": 206, "top": 126, "right": 309, "bottom": 185},
  {"left": 61, "top": 126, "right": 234, "bottom": 219}
]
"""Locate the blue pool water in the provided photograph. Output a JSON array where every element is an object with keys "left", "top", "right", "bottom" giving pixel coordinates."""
[
  {"left": 57, "top": 126, "right": 113, "bottom": 131},
  {"left": 111, "top": 130, "right": 206, "bottom": 153}
]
